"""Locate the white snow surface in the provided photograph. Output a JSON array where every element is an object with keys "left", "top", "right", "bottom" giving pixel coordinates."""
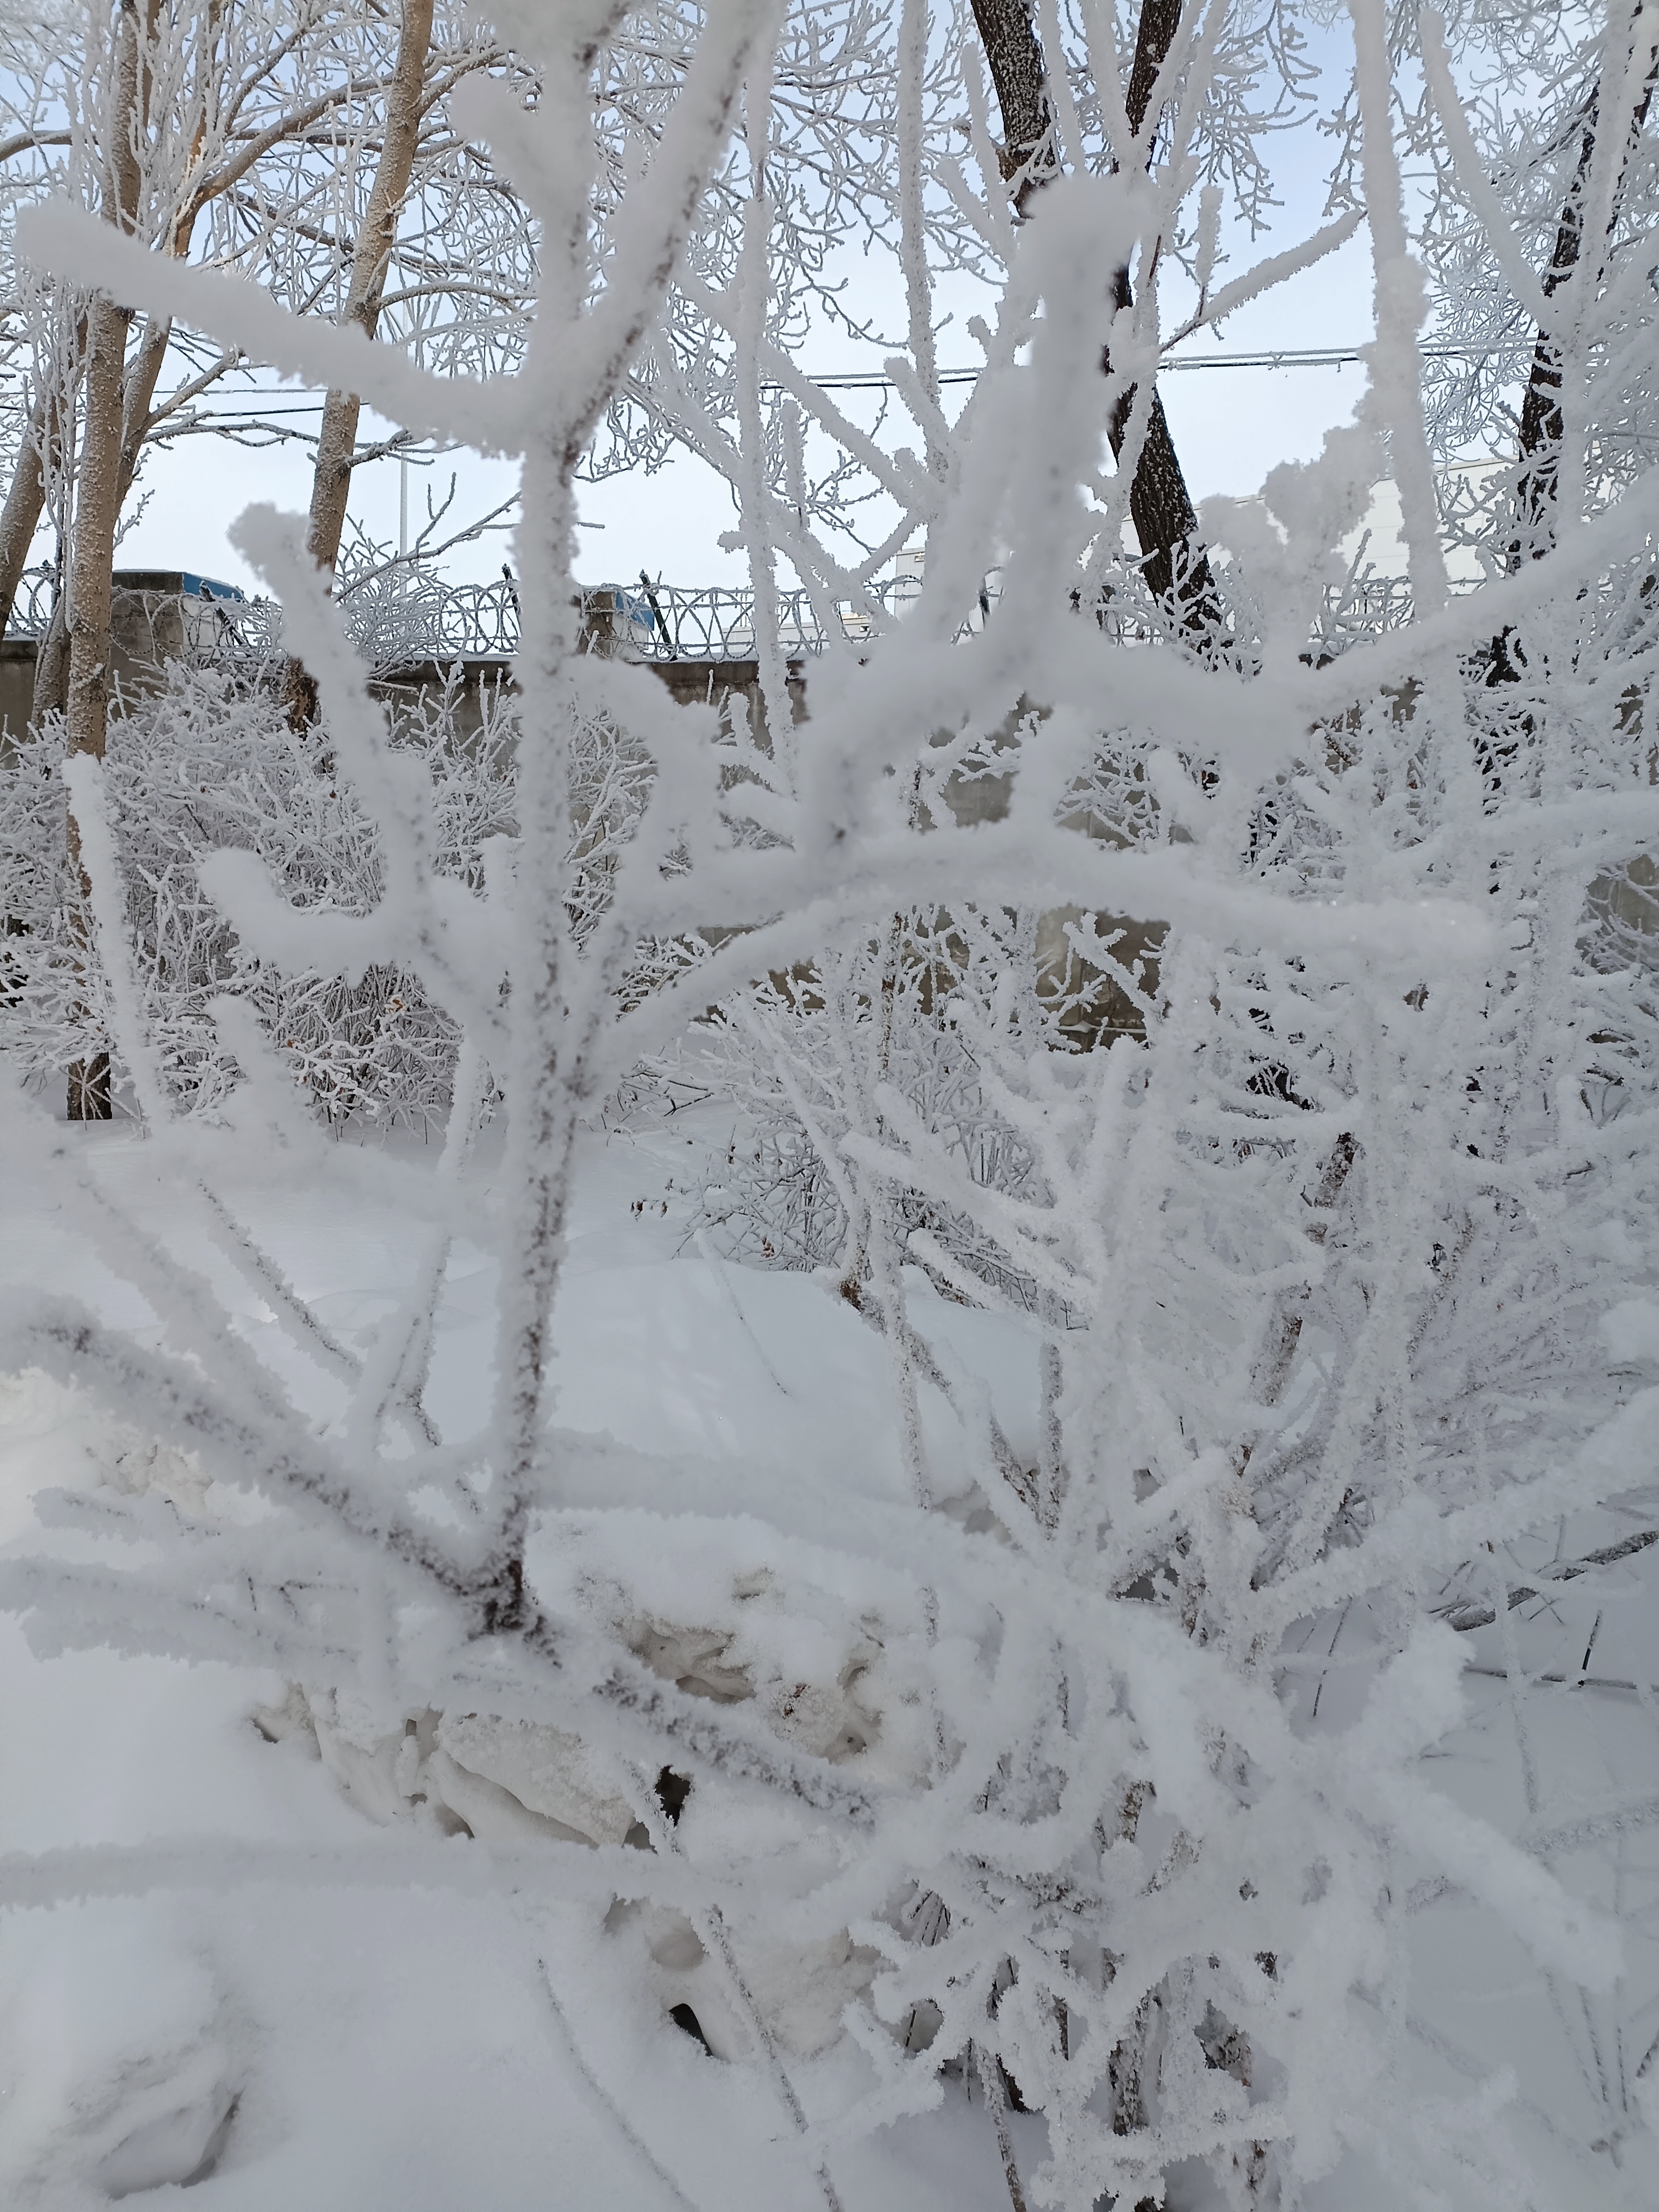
[
  {"left": 0, "top": 1110, "right": 1048, "bottom": 2211},
  {"left": 1, "top": 1110, "right": 1655, "bottom": 2210}
]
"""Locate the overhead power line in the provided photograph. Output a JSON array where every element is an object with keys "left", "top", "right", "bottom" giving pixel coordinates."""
[
  {"left": 8, "top": 342, "right": 1501, "bottom": 426},
  {"left": 779, "top": 343, "right": 1510, "bottom": 392}
]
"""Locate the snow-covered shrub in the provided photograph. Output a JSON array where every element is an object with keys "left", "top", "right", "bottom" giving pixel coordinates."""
[
  {"left": 2, "top": 3, "right": 1659, "bottom": 2209},
  {"left": 0, "top": 665, "right": 498, "bottom": 1122},
  {"left": 0, "top": 657, "right": 667, "bottom": 1127},
  {"left": 694, "top": 906, "right": 1085, "bottom": 1318},
  {"left": 686, "top": 492, "right": 1659, "bottom": 2197}
]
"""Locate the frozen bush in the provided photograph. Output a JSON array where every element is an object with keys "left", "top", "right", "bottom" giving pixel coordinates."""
[{"left": 0, "top": 657, "right": 669, "bottom": 1127}]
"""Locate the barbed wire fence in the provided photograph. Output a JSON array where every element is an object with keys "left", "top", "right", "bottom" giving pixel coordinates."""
[{"left": 3, "top": 563, "right": 1457, "bottom": 667}]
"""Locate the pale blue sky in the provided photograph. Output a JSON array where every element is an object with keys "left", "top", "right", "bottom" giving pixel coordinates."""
[{"left": 106, "top": 22, "right": 1418, "bottom": 599}]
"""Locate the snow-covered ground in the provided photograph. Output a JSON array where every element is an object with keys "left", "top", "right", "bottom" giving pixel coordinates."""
[
  {"left": 1, "top": 1108, "right": 1655, "bottom": 2209},
  {"left": 0, "top": 1108, "right": 1049, "bottom": 2209}
]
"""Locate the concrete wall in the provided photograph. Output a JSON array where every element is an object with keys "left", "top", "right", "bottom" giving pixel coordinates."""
[
  {"left": 2, "top": 578, "right": 809, "bottom": 757},
  {"left": 371, "top": 652, "right": 808, "bottom": 755},
  {"left": 0, "top": 638, "right": 35, "bottom": 757},
  {"left": 1, "top": 575, "right": 255, "bottom": 759},
  {"left": 1, "top": 583, "right": 1136, "bottom": 1040},
  {"left": 926, "top": 697, "right": 1159, "bottom": 1044}
]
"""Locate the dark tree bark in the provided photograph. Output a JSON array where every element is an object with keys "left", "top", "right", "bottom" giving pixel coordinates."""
[
  {"left": 1487, "top": 4, "right": 1657, "bottom": 702},
  {"left": 31, "top": 593, "right": 70, "bottom": 725},
  {"left": 1511, "top": 3, "right": 1658, "bottom": 568},
  {"left": 968, "top": 0, "right": 1222, "bottom": 637},
  {"left": 969, "top": 0, "right": 1058, "bottom": 208},
  {"left": 0, "top": 390, "right": 53, "bottom": 640},
  {"left": 1124, "top": 0, "right": 1183, "bottom": 147}
]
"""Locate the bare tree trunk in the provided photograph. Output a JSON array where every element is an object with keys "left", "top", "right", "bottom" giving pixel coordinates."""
[
  {"left": 1512, "top": 3, "right": 1657, "bottom": 567},
  {"left": 65, "top": 293, "right": 132, "bottom": 766},
  {"left": 32, "top": 595, "right": 70, "bottom": 724},
  {"left": 4, "top": 321, "right": 87, "bottom": 720},
  {"left": 0, "top": 390, "right": 52, "bottom": 640},
  {"left": 61, "top": 0, "right": 152, "bottom": 1118},
  {"left": 969, "top": 0, "right": 1222, "bottom": 635},
  {"left": 284, "top": 0, "right": 435, "bottom": 728},
  {"left": 0, "top": 4, "right": 211, "bottom": 651},
  {"left": 60, "top": 287, "right": 129, "bottom": 1120},
  {"left": 2, "top": 112, "right": 182, "bottom": 711},
  {"left": 64, "top": 0, "right": 150, "bottom": 767},
  {"left": 30, "top": 363, "right": 79, "bottom": 727},
  {"left": 1485, "top": 5, "right": 1658, "bottom": 708},
  {"left": 113, "top": 315, "right": 174, "bottom": 511},
  {"left": 969, "top": 0, "right": 1058, "bottom": 210},
  {"left": 110, "top": 0, "right": 221, "bottom": 513}
]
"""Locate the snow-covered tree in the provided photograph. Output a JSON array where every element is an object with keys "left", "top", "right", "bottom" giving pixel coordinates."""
[
  {"left": 0, "top": 1, "right": 541, "bottom": 733},
  {"left": 0, "top": 0, "right": 541, "bottom": 1113}
]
